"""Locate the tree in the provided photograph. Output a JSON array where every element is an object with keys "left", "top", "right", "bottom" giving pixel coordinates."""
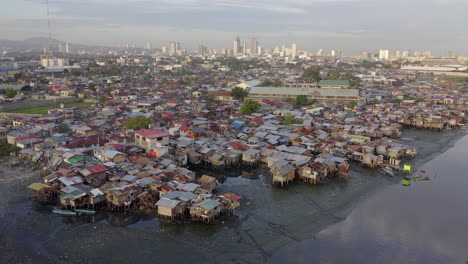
[
  {"left": 58, "top": 122, "right": 71, "bottom": 133},
  {"left": 373, "top": 99, "right": 380, "bottom": 104},
  {"left": 390, "top": 99, "right": 402, "bottom": 104},
  {"left": 240, "top": 99, "right": 260, "bottom": 114},
  {"left": 284, "top": 113, "right": 303, "bottom": 125},
  {"left": 88, "top": 83, "right": 96, "bottom": 91},
  {"left": 415, "top": 97, "right": 425, "bottom": 102},
  {"left": 141, "top": 91, "right": 149, "bottom": 96},
  {"left": 230, "top": 87, "right": 249, "bottom": 102},
  {"left": 98, "top": 95, "right": 107, "bottom": 105},
  {"left": 0, "top": 141, "right": 17, "bottom": 156},
  {"left": 206, "top": 93, "right": 217, "bottom": 103},
  {"left": 83, "top": 91, "right": 91, "bottom": 100},
  {"left": 328, "top": 70, "right": 341, "bottom": 80},
  {"left": 5, "top": 88, "right": 17, "bottom": 98},
  {"left": 259, "top": 79, "right": 273, "bottom": 86},
  {"left": 302, "top": 67, "right": 322, "bottom": 82},
  {"left": 296, "top": 95, "right": 308, "bottom": 105},
  {"left": 272, "top": 79, "right": 282, "bottom": 87},
  {"left": 124, "top": 116, "right": 153, "bottom": 130},
  {"left": 346, "top": 101, "right": 357, "bottom": 109}
]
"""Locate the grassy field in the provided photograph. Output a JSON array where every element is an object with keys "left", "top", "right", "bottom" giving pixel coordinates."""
[
  {"left": 2, "top": 101, "right": 93, "bottom": 115},
  {"left": 441, "top": 77, "right": 468, "bottom": 84}
]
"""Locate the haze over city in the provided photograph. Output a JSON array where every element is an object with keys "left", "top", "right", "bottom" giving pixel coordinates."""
[{"left": 2, "top": 0, "right": 468, "bottom": 55}]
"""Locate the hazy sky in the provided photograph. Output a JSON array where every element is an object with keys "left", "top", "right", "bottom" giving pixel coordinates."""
[{"left": 1, "top": 0, "right": 468, "bottom": 55}]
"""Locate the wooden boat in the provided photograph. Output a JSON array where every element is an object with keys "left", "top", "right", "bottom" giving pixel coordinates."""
[
  {"left": 53, "top": 209, "right": 77, "bottom": 216},
  {"left": 74, "top": 209, "right": 96, "bottom": 214},
  {"left": 378, "top": 167, "right": 395, "bottom": 177}
]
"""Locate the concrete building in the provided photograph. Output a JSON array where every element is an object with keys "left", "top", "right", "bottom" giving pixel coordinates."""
[
  {"left": 170, "top": 42, "right": 177, "bottom": 56},
  {"left": 40, "top": 54, "right": 69, "bottom": 69},
  {"left": 291, "top": 43, "right": 297, "bottom": 58},
  {"left": 248, "top": 84, "right": 359, "bottom": 103},
  {"left": 379, "top": 49, "right": 389, "bottom": 60},
  {"left": 251, "top": 38, "right": 258, "bottom": 55},
  {"left": 233, "top": 36, "right": 240, "bottom": 56}
]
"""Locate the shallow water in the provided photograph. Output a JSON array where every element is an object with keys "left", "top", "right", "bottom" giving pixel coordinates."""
[
  {"left": 269, "top": 132, "right": 468, "bottom": 264},
  {"left": 0, "top": 129, "right": 466, "bottom": 264}
]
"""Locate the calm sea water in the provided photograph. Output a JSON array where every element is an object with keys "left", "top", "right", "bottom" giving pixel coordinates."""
[
  {"left": 269, "top": 133, "right": 468, "bottom": 264},
  {"left": 1, "top": 130, "right": 466, "bottom": 264}
]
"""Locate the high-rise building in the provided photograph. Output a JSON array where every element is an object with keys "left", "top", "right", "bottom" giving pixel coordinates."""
[
  {"left": 379, "top": 49, "right": 389, "bottom": 60},
  {"left": 402, "top": 50, "right": 409, "bottom": 58},
  {"left": 175, "top": 42, "right": 180, "bottom": 52},
  {"left": 162, "top": 46, "right": 167, "bottom": 54},
  {"left": 233, "top": 36, "right": 240, "bottom": 56},
  {"left": 422, "top": 51, "right": 432, "bottom": 57},
  {"left": 169, "top": 42, "right": 176, "bottom": 55},
  {"left": 317, "top": 49, "right": 323, "bottom": 56},
  {"left": 65, "top": 43, "right": 72, "bottom": 54},
  {"left": 361, "top": 51, "right": 370, "bottom": 60},
  {"left": 291, "top": 43, "right": 297, "bottom": 58},
  {"left": 446, "top": 50, "right": 453, "bottom": 57},
  {"left": 331, "top": 50, "right": 342, "bottom": 58},
  {"left": 251, "top": 38, "right": 258, "bottom": 55},
  {"left": 198, "top": 44, "right": 206, "bottom": 56},
  {"left": 144, "top": 42, "right": 153, "bottom": 50},
  {"left": 395, "top": 50, "right": 401, "bottom": 58},
  {"left": 242, "top": 41, "right": 247, "bottom": 55}
]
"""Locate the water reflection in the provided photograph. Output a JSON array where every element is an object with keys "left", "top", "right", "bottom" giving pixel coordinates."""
[{"left": 269, "top": 134, "right": 468, "bottom": 264}]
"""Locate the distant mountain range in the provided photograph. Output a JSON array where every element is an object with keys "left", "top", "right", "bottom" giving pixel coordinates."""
[{"left": 0, "top": 37, "right": 103, "bottom": 52}]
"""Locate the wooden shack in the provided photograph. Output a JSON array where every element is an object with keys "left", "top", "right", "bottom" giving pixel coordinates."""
[
  {"left": 28, "top": 182, "right": 55, "bottom": 202},
  {"left": 197, "top": 175, "right": 218, "bottom": 192},
  {"left": 156, "top": 198, "right": 184, "bottom": 220},
  {"left": 189, "top": 199, "right": 223, "bottom": 222},
  {"left": 271, "top": 161, "right": 296, "bottom": 186},
  {"left": 242, "top": 148, "right": 260, "bottom": 166}
]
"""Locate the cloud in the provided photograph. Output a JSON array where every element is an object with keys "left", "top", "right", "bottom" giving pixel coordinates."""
[
  {"left": 214, "top": 1, "right": 306, "bottom": 14},
  {"left": 1, "top": 0, "right": 467, "bottom": 55}
]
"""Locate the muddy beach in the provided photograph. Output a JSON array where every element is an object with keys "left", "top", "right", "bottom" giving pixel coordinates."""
[{"left": 0, "top": 128, "right": 466, "bottom": 264}]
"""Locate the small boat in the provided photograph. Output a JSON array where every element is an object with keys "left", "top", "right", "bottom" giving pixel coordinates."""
[
  {"left": 378, "top": 167, "right": 395, "bottom": 177},
  {"left": 402, "top": 179, "right": 411, "bottom": 186},
  {"left": 53, "top": 209, "right": 77, "bottom": 216},
  {"left": 74, "top": 209, "right": 96, "bottom": 214}
]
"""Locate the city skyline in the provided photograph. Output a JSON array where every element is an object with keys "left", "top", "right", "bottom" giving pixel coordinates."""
[{"left": 1, "top": 0, "right": 468, "bottom": 56}]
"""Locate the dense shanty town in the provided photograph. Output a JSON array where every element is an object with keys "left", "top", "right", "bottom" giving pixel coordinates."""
[{"left": 1, "top": 46, "right": 467, "bottom": 223}]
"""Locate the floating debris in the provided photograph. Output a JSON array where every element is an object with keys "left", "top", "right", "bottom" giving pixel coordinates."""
[
  {"left": 74, "top": 209, "right": 96, "bottom": 214},
  {"left": 52, "top": 209, "right": 77, "bottom": 216},
  {"left": 402, "top": 179, "right": 411, "bottom": 186}
]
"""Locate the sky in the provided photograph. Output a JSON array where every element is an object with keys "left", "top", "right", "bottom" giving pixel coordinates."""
[{"left": 1, "top": 0, "right": 468, "bottom": 55}]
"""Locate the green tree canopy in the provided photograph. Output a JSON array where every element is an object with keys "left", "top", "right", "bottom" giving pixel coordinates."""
[
  {"left": 230, "top": 87, "right": 249, "bottom": 102},
  {"left": 5, "top": 88, "right": 18, "bottom": 98},
  {"left": 327, "top": 70, "right": 341, "bottom": 80},
  {"left": 240, "top": 99, "right": 261, "bottom": 114},
  {"left": 296, "top": 95, "right": 308, "bottom": 105},
  {"left": 302, "top": 67, "right": 322, "bottom": 82},
  {"left": 124, "top": 116, "right": 153, "bottom": 130},
  {"left": 0, "top": 141, "right": 17, "bottom": 156},
  {"left": 88, "top": 83, "right": 96, "bottom": 91},
  {"left": 284, "top": 113, "right": 303, "bottom": 125},
  {"left": 346, "top": 101, "right": 357, "bottom": 109},
  {"left": 58, "top": 122, "right": 71, "bottom": 133}
]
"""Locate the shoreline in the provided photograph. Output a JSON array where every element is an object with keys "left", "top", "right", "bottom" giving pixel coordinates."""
[
  {"left": 0, "top": 128, "right": 466, "bottom": 264},
  {"left": 265, "top": 128, "right": 468, "bottom": 263}
]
